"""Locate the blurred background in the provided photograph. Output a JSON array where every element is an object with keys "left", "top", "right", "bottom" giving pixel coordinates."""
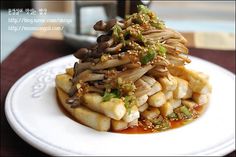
[
  {"left": 1, "top": 1, "right": 235, "bottom": 21},
  {"left": 1, "top": 0, "right": 235, "bottom": 61}
]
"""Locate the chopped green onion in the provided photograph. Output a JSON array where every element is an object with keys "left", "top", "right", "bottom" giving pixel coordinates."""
[
  {"left": 102, "top": 89, "right": 120, "bottom": 101},
  {"left": 124, "top": 95, "right": 137, "bottom": 115},
  {"left": 140, "top": 48, "right": 156, "bottom": 65},
  {"left": 137, "top": 33, "right": 145, "bottom": 42},
  {"left": 137, "top": 5, "right": 151, "bottom": 14},
  {"left": 124, "top": 30, "right": 130, "bottom": 37},
  {"left": 102, "top": 92, "right": 117, "bottom": 102},
  {"left": 158, "top": 45, "right": 167, "bottom": 57},
  {"left": 168, "top": 112, "right": 178, "bottom": 119},
  {"left": 162, "top": 120, "right": 171, "bottom": 130},
  {"left": 150, "top": 21, "right": 165, "bottom": 29},
  {"left": 112, "top": 24, "right": 122, "bottom": 41},
  {"left": 113, "top": 89, "right": 121, "bottom": 97},
  {"left": 133, "top": 17, "right": 143, "bottom": 24},
  {"left": 180, "top": 106, "right": 192, "bottom": 118},
  {"left": 152, "top": 116, "right": 163, "bottom": 125},
  {"left": 153, "top": 116, "right": 170, "bottom": 131}
]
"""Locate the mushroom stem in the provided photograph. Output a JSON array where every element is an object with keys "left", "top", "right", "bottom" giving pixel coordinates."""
[
  {"left": 105, "top": 43, "right": 123, "bottom": 53},
  {"left": 97, "top": 35, "right": 111, "bottom": 43},
  {"left": 154, "top": 56, "right": 170, "bottom": 67},
  {"left": 117, "top": 21, "right": 125, "bottom": 28},
  {"left": 147, "top": 65, "right": 169, "bottom": 78},
  {"left": 142, "top": 29, "right": 164, "bottom": 35},
  {"left": 98, "top": 38, "right": 114, "bottom": 50}
]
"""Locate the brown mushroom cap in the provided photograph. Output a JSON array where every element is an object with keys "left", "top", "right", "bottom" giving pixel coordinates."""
[{"left": 74, "top": 48, "right": 90, "bottom": 59}]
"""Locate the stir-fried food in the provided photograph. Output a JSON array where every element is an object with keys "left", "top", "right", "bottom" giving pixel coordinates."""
[{"left": 55, "top": 5, "right": 211, "bottom": 132}]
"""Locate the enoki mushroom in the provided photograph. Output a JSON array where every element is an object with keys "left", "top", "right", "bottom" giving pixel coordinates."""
[{"left": 70, "top": 5, "right": 191, "bottom": 98}]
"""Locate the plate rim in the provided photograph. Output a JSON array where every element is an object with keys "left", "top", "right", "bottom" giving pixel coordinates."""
[
  {"left": 4, "top": 55, "right": 235, "bottom": 156},
  {"left": 5, "top": 55, "right": 79, "bottom": 156}
]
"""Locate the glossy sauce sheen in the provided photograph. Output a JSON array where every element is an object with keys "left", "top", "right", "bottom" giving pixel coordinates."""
[
  {"left": 56, "top": 93, "right": 77, "bottom": 121},
  {"left": 113, "top": 126, "right": 153, "bottom": 134},
  {"left": 57, "top": 92, "right": 205, "bottom": 134},
  {"left": 115, "top": 105, "right": 205, "bottom": 134},
  {"left": 115, "top": 120, "right": 186, "bottom": 134}
]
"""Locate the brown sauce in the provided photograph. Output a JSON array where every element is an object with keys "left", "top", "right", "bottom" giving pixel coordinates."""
[
  {"left": 114, "top": 126, "right": 153, "bottom": 134},
  {"left": 56, "top": 90, "right": 77, "bottom": 122},
  {"left": 56, "top": 90, "right": 206, "bottom": 134},
  {"left": 195, "top": 105, "right": 204, "bottom": 112},
  {"left": 114, "top": 119, "right": 188, "bottom": 134},
  {"left": 170, "top": 120, "right": 184, "bottom": 128}
]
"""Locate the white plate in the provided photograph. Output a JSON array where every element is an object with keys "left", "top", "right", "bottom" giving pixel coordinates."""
[{"left": 5, "top": 55, "right": 235, "bottom": 156}]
